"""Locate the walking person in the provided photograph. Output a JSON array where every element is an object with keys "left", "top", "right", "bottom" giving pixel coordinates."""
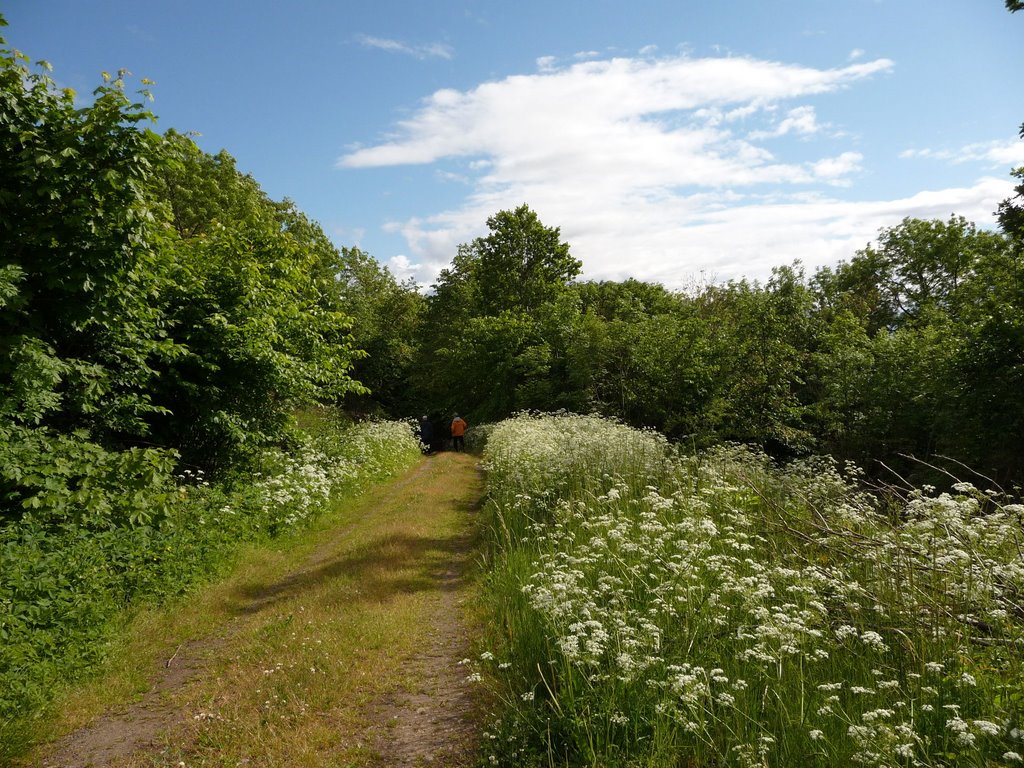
[
  {"left": 450, "top": 414, "right": 467, "bottom": 451},
  {"left": 418, "top": 415, "right": 434, "bottom": 454}
]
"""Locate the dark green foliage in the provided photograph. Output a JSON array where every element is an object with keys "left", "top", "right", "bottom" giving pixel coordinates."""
[
  {"left": 0, "top": 53, "right": 175, "bottom": 440},
  {"left": 697, "top": 266, "right": 817, "bottom": 454},
  {"left": 0, "top": 31, "right": 185, "bottom": 538},
  {"left": 998, "top": 167, "right": 1024, "bottom": 247},
  {"left": 0, "top": 22, "right": 380, "bottom": 748},
  {"left": 805, "top": 217, "right": 1023, "bottom": 480},
  {"left": 414, "top": 205, "right": 584, "bottom": 422},
  {"left": 336, "top": 247, "right": 423, "bottom": 415},
  {"left": 143, "top": 130, "right": 369, "bottom": 471},
  {"left": 576, "top": 278, "right": 680, "bottom": 320}
]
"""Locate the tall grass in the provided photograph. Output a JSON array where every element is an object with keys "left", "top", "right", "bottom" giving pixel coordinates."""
[
  {"left": 477, "top": 413, "right": 1024, "bottom": 767},
  {"left": 0, "top": 415, "right": 420, "bottom": 754}
]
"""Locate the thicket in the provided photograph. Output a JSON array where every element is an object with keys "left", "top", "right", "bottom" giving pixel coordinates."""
[
  {"left": 0, "top": 19, "right": 421, "bottom": 752},
  {"left": 476, "top": 413, "right": 1024, "bottom": 767}
]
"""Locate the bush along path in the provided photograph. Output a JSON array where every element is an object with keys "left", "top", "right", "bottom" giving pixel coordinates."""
[{"left": 27, "top": 451, "right": 487, "bottom": 768}]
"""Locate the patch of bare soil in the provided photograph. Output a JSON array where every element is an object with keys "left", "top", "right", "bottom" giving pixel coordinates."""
[
  {"left": 361, "top": 517, "right": 483, "bottom": 766},
  {"left": 39, "top": 637, "right": 221, "bottom": 768}
]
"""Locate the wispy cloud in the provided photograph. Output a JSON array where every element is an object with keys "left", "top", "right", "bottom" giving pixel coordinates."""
[
  {"left": 748, "top": 105, "right": 824, "bottom": 140},
  {"left": 900, "top": 139, "right": 1024, "bottom": 168},
  {"left": 337, "top": 51, "right": 1012, "bottom": 288},
  {"left": 356, "top": 34, "right": 453, "bottom": 60}
]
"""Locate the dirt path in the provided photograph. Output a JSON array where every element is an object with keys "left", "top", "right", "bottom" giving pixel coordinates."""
[{"left": 32, "top": 452, "right": 487, "bottom": 768}]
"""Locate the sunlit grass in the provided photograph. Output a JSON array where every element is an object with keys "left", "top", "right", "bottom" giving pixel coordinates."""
[
  {"left": 8, "top": 418, "right": 424, "bottom": 763},
  {"left": 23, "top": 452, "right": 484, "bottom": 767}
]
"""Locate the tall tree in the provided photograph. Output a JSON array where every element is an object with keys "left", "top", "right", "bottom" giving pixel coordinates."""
[
  {"left": 699, "top": 267, "right": 817, "bottom": 455},
  {"left": 146, "top": 134, "right": 367, "bottom": 470},
  {"left": 473, "top": 204, "right": 581, "bottom": 316},
  {"left": 414, "top": 205, "right": 583, "bottom": 422}
]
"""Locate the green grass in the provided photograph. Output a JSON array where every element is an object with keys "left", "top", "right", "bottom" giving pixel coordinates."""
[
  {"left": 476, "top": 413, "right": 1024, "bottom": 767},
  {"left": 0, "top": 417, "right": 421, "bottom": 761},
  {"left": 19, "top": 451, "right": 485, "bottom": 768}
]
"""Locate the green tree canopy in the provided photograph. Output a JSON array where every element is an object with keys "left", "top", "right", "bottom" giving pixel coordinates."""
[{"left": 413, "top": 205, "right": 583, "bottom": 422}]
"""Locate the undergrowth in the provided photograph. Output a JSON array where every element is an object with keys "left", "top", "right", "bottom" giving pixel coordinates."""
[
  {"left": 476, "top": 413, "right": 1024, "bottom": 767},
  {"left": 0, "top": 414, "right": 420, "bottom": 757}
]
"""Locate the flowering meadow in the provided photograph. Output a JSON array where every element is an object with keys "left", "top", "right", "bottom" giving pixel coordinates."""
[
  {"left": 0, "top": 417, "right": 420, "bottom": 743},
  {"left": 477, "top": 413, "right": 1024, "bottom": 767}
]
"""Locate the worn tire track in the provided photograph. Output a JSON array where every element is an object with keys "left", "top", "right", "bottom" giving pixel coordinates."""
[{"left": 31, "top": 452, "right": 486, "bottom": 768}]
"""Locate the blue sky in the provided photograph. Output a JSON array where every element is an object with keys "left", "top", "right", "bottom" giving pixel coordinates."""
[{"left": 5, "top": 1, "right": 1022, "bottom": 288}]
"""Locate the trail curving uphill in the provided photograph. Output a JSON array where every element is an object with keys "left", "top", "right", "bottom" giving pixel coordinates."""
[{"left": 34, "top": 452, "right": 486, "bottom": 768}]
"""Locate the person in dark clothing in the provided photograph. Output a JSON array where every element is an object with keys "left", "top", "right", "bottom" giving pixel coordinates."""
[{"left": 418, "top": 416, "right": 434, "bottom": 453}]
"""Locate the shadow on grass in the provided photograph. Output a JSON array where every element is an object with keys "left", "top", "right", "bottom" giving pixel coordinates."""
[{"left": 227, "top": 520, "right": 480, "bottom": 617}]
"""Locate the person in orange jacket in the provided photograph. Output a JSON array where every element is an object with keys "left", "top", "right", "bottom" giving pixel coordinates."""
[{"left": 450, "top": 414, "right": 467, "bottom": 451}]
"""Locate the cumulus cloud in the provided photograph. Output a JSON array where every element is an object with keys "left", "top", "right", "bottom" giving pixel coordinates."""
[
  {"left": 388, "top": 176, "right": 1012, "bottom": 288},
  {"left": 336, "top": 51, "right": 1012, "bottom": 287},
  {"left": 356, "top": 34, "right": 453, "bottom": 60},
  {"left": 385, "top": 254, "right": 427, "bottom": 283},
  {"left": 340, "top": 55, "right": 894, "bottom": 170}
]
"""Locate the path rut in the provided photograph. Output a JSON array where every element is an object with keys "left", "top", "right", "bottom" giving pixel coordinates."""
[{"left": 31, "top": 452, "right": 486, "bottom": 768}]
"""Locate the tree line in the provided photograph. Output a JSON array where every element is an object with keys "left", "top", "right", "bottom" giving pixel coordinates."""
[
  {"left": 351, "top": 197, "right": 1023, "bottom": 487},
  {"left": 1, "top": 26, "right": 369, "bottom": 528},
  {"left": 4, "top": 10, "right": 1024, "bottom": 535}
]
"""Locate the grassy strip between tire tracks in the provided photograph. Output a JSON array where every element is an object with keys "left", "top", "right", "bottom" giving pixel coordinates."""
[{"left": 22, "top": 451, "right": 485, "bottom": 768}]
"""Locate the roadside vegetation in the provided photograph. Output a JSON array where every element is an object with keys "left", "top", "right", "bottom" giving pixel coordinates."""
[
  {"left": 0, "top": 18, "right": 422, "bottom": 756},
  {"left": 25, "top": 450, "right": 480, "bottom": 768},
  {"left": 476, "top": 413, "right": 1024, "bottom": 767},
  {"left": 0, "top": 415, "right": 420, "bottom": 757}
]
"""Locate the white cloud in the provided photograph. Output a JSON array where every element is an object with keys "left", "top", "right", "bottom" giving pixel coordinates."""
[
  {"left": 389, "top": 176, "right": 1012, "bottom": 288},
  {"left": 748, "top": 105, "right": 823, "bottom": 140},
  {"left": 813, "top": 151, "right": 863, "bottom": 182},
  {"left": 536, "top": 55, "right": 557, "bottom": 71},
  {"left": 848, "top": 48, "right": 866, "bottom": 61},
  {"left": 339, "top": 54, "right": 893, "bottom": 171},
  {"left": 901, "top": 139, "right": 1024, "bottom": 168},
  {"left": 336, "top": 51, "right": 1013, "bottom": 288},
  {"left": 356, "top": 34, "right": 453, "bottom": 60},
  {"left": 386, "top": 254, "right": 425, "bottom": 283}
]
